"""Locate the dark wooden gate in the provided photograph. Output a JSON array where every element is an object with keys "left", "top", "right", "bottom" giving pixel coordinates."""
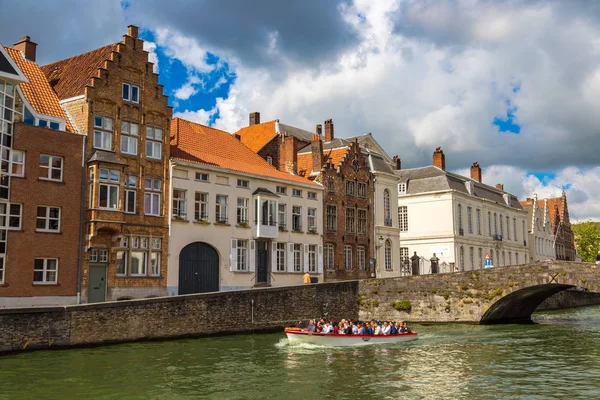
[
  {"left": 256, "top": 240, "right": 269, "bottom": 284},
  {"left": 178, "top": 242, "right": 219, "bottom": 295}
]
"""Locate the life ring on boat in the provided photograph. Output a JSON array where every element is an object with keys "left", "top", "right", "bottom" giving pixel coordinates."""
[{"left": 284, "top": 327, "right": 302, "bottom": 331}]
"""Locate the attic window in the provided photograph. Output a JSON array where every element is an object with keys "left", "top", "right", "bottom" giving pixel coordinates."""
[
  {"left": 123, "top": 83, "right": 139, "bottom": 104},
  {"left": 398, "top": 182, "right": 407, "bottom": 195},
  {"left": 465, "top": 181, "right": 474, "bottom": 195},
  {"left": 266, "top": 156, "right": 273, "bottom": 165},
  {"left": 503, "top": 194, "right": 511, "bottom": 206}
]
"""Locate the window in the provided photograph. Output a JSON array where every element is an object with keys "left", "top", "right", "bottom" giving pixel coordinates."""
[
  {"left": 308, "top": 245, "right": 317, "bottom": 273},
  {"left": 216, "top": 195, "right": 228, "bottom": 223},
  {"left": 260, "top": 199, "right": 277, "bottom": 226},
  {"left": 278, "top": 204, "right": 286, "bottom": 229},
  {"left": 1, "top": 203, "right": 22, "bottom": 229},
  {"left": 400, "top": 247, "right": 409, "bottom": 272},
  {"left": 195, "top": 172, "right": 209, "bottom": 182},
  {"left": 467, "top": 207, "right": 473, "bottom": 234},
  {"left": 385, "top": 240, "right": 392, "bottom": 271},
  {"left": 357, "top": 209, "right": 367, "bottom": 234},
  {"left": 469, "top": 247, "right": 474, "bottom": 270},
  {"left": 122, "top": 82, "right": 139, "bottom": 103},
  {"left": 172, "top": 189, "right": 187, "bottom": 219},
  {"left": 357, "top": 246, "right": 366, "bottom": 270},
  {"left": 11, "top": 150, "right": 24, "bottom": 177},
  {"left": 144, "top": 178, "right": 161, "bottom": 216},
  {"left": 145, "top": 127, "right": 163, "bottom": 159},
  {"left": 346, "top": 207, "right": 355, "bottom": 233},
  {"left": 130, "top": 251, "right": 147, "bottom": 276},
  {"left": 36, "top": 206, "right": 60, "bottom": 232},
  {"left": 357, "top": 182, "right": 367, "bottom": 198},
  {"left": 276, "top": 186, "right": 286, "bottom": 195},
  {"left": 478, "top": 248, "right": 483, "bottom": 269},
  {"left": 237, "top": 198, "right": 249, "bottom": 224},
  {"left": 522, "top": 220, "right": 526, "bottom": 244},
  {"left": 502, "top": 251, "right": 506, "bottom": 266},
  {"left": 459, "top": 246, "right": 465, "bottom": 271},
  {"left": 93, "top": 115, "right": 113, "bottom": 150},
  {"left": 516, "top": 253, "right": 520, "bottom": 265},
  {"left": 216, "top": 176, "right": 229, "bottom": 185},
  {"left": 324, "top": 244, "right": 335, "bottom": 270},
  {"left": 39, "top": 155, "right": 63, "bottom": 181},
  {"left": 383, "top": 189, "right": 391, "bottom": 226},
  {"left": 292, "top": 189, "right": 302, "bottom": 197},
  {"left": 149, "top": 252, "right": 160, "bottom": 276},
  {"left": 0, "top": 255, "right": 4, "bottom": 284},
  {"left": 344, "top": 246, "right": 353, "bottom": 270},
  {"left": 476, "top": 209, "right": 481, "bottom": 235},
  {"left": 100, "top": 169, "right": 120, "bottom": 210},
  {"left": 506, "top": 216, "right": 511, "bottom": 240},
  {"left": 499, "top": 214, "right": 504, "bottom": 237},
  {"left": 115, "top": 235, "right": 161, "bottom": 276},
  {"left": 293, "top": 243, "right": 302, "bottom": 272},
  {"left": 488, "top": 211, "right": 492, "bottom": 236},
  {"left": 308, "top": 208, "right": 317, "bottom": 232},
  {"left": 327, "top": 180, "right": 334, "bottom": 193},
  {"left": 292, "top": 206, "right": 302, "bottom": 231},
  {"left": 326, "top": 204, "right": 337, "bottom": 231},
  {"left": 308, "top": 191, "right": 317, "bottom": 200},
  {"left": 276, "top": 242, "right": 286, "bottom": 272},
  {"left": 345, "top": 181, "right": 355, "bottom": 196},
  {"left": 508, "top": 252, "right": 512, "bottom": 266},
  {"left": 398, "top": 206, "right": 408, "bottom": 232},
  {"left": 266, "top": 156, "right": 273, "bottom": 165},
  {"left": 237, "top": 179, "right": 249, "bottom": 188},
  {"left": 457, "top": 204, "right": 463, "bottom": 233},
  {"left": 173, "top": 169, "right": 188, "bottom": 179},
  {"left": 494, "top": 213, "right": 498, "bottom": 235},
  {"left": 89, "top": 249, "right": 108, "bottom": 263},
  {"left": 398, "top": 183, "right": 407, "bottom": 194},
  {"left": 513, "top": 218, "right": 518, "bottom": 242},
  {"left": 125, "top": 175, "right": 137, "bottom": 214},
  {"left": 33, "top": 258, "right": 58, "bottom": 284},
  {"left": 120, "top": 121, "right": 139, "bottom": 155}
]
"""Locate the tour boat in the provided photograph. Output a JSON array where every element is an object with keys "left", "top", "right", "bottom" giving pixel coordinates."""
[{"left": 284, "top": 328, "right": 418, "bottom": 346}]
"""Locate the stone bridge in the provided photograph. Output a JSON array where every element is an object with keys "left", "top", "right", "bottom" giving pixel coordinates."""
[{"left": 358, "top": 261, "right": 600, "bottom": 324}]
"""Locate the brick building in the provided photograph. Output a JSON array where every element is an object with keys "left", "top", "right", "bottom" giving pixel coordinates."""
[
  {"left": 538, "top": 192, "right": 576, "bottom": 261},
  {"left": 0, "top": 40, "right": 84, "bottom": 307},
  {"left": 40, "top": 26, "right": 172, "bottom": 302}
]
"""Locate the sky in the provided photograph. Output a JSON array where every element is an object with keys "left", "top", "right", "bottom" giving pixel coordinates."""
[{"left": 1, "top": 0, "right": 599, "bottom": 221}]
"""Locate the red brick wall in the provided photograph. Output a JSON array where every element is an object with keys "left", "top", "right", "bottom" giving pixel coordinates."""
[{"left": 2, "top": 124, "right": 84, "bottom": 298}]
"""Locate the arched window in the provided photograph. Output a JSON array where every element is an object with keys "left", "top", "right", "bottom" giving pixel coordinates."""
[
  {"left": 502, "top": 251, "right": 506, "bottom": 266},
  {"left": 457, "top": 204, "right": 463, "bottom": 233},
  {"left": 488, "top": 211, "right": 492, "bottom": 236},
  {"left": 459, "top": 246, "right": 465, "bottom": 271},
  {"left": 494, "top": 213, "right": 498, "bottom": 235},
  {"left": 384, "top": 240, "right": 392, "bottom": 271},
  {"left": 499, "top": 214, "right": 503, "bottom": 237},
  {"left": 383, "top": 189, "right": 391, "bottom": 226}
]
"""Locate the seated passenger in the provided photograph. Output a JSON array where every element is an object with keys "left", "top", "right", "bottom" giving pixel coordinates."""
[
  {"left": 357, "top": 323, "right": 366, "bottom": 335},
  {"left": 374, "top": 323, "right": 382, "bottom": 335},
  {"left": 390, "top": 321, "right": 398, "bottom": 335},
  {"left": 322, "top": 321, "right": 333, "bottom": 334},
  {"left": 367, "top": 321, "right": 374, "bottom": 335},
  {"left": 399, "top": 321, "right": 405, "bottom": 333},
  {"left": 382, "top": 321, "right": 391, "bottom": 335},
  {"left": 305, "top": 320, "right": 316, "bottom": 332},
  {"left": 402, "top": 322, "right": 411, "bottom": 333},
  {"left": 333, "top": 322, "right": 339, "bottom": 334},
  {"left": 351, "top": 321, "right": 358, "bottom": 335}
]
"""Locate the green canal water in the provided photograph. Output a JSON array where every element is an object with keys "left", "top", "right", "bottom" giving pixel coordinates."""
[{"left": 1, "top": 306, "right": 600, "bottom": 400}]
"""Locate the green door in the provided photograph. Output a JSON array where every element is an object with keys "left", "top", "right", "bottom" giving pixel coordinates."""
[{"left": 88, "top": 266, "right": 107, "bottom": 303}]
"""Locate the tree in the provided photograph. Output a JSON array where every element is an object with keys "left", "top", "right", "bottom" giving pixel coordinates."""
[{"left": 572, "top": 221, "right": 600, "bottom": 263}]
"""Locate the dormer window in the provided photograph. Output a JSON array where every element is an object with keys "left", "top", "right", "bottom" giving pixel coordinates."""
[
  {"left": 122, "top": 83, "right": 139, "bottom": 104},
  {"left": 398, "top": 182, "right": 407, "bottom": 194},
  {"left": 465, "top": 181, "right": 474, "bottom": 195},
  {"left": 503, "top": 194, "right": 511, "bottom": 206}
]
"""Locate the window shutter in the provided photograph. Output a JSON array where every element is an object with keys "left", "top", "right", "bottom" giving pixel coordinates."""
[
  {"left": 288, "top": 243, "right": 295, "bottom": 273},
  {"left": 303, "top": 244, "right": 309, "bottom": 273},
  {"left": 249, "top": 240, "right": 256, "bottom": 272},
  {"left": 271, "top": 241, "right": 278, "bottom": 272},
  {"left": 318, "top": 245, "right": 323, "bottom": 274},
  {"left": 230, "top": 239, "right": 237, "bottom": 272}
]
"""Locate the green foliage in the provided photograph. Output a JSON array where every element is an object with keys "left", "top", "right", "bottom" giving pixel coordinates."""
[
  {"left": 372, "top": 299, "right": 379, "bottom": 307},
  {"left": 463, "top": 298, "right": 474, "bottom": 304},
  {"left": 391, "top": 299, "right": 412, "bottom": 312},
  {"left": 371, "top": 289, "right": 378, "bottom": 295},
  {"left": 465, "top": 290, "right": 474, "bottom": 298},
  {"left": 431, "top": 288, "right": 438, "bottom": 294},
  {"left": 494, "top": 288, "right": 504, "bottom": 296},
  {"left": 572, "top": 221, "right": 600, "bottom": 263},
  {"left": 441, "top": 290, "right": 451, "bottom": 300}
]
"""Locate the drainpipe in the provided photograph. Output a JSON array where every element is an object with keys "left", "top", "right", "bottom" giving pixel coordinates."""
[{"left": 76, "top": 135, "right": 87, "bottom": 304}]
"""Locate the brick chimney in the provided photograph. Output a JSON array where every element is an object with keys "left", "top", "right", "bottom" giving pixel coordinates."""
[
  {"left": 470, "top": 161, "right": 482, "bottom": 182},
  {"left": 432, "top": 147, "right": 446, "bottom": 170},
  {"left": 324, "top": 119, "right": 334, "bottom": 142},
  {"left": 279, "top": 134, "right": 298, "bottom": 174},
  {"left": 392, "top": 155, "right": 401, "bottom": 170},
  {"left": 316, "top": 124, "right": 322, "bottom": 136},
  {"left": 14, "top": 36, "right": 37, "bottom": 62},
  {"left": 311, "top": 134, "right": 323, "bottom": 173},
  {"left": 496, "top": 183, "right": 504, "bottom": 191},
  {"left": 249, "top": 112, "right": 260, "bottom": 126},
  {"left": 127, "top": 25, "right": 139, "bottom": 39},
  {"left": 233, "top": 134, "right": 241, "bottom": 141}
]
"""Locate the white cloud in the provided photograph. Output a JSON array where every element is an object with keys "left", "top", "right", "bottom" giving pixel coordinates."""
[{"left": 143, "top": 41, "right": 159, "bottom": 73}]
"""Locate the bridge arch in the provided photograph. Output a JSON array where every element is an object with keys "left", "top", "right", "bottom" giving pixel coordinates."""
[{"left": 480, "top": 284, "right": 574, "bottom": 324}]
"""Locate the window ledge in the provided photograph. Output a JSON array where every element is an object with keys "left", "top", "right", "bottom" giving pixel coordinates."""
[
  {"left": 236, "top": 224, "right": 250, "bottom": 229},
  {"left": 291, "top": 229, "right": 304, "bottom": 234},
  {"left": 32, "top": 283, "right": 60, "bottom": 286},
  {"left": 35, "top": 230, "right": 62, "bottom": 234},
  {"left": 193, "top": 220, "right": 210, "bottom": 225},
  {"left": 0, "top": 283, "right": 8, "bottom": 287},
  {"left": 38, "top": 178, "right": 64, "bottom": 184},
  {"left": 232, "top": 270, "right": 252, "bottom": 274},
  {"left": 307, "top": 231, "right": 319, "bottom": 235},
  {"left": 214, "top": 222, "right": 231, "bottom": 227},
  {"left": 171, "top": 218, "right": 189, "bottom": 223}
]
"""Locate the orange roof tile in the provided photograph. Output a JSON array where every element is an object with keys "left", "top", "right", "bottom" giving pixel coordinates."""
[
  {"left": 234, "top": 120, "right": 277, "bottom": 153},
  {"left": 539, "top": 198, "right": 562, "bottom": 228},
  {"left": 297, "top": 147, "right": 349, "bottom": 177},
  {"left": 171, "top": 118, "right": 318, "bottom": 186},
  {"left": 5, "top": 47, "right": 75, "bottom": 132},
  {"left": 41, "top": 44, "right": 118, "bottom": 100}
]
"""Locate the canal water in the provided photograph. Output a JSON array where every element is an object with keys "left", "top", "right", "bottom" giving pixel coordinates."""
[{"left": 1, "top": 306, "right": 599, "bottom": 400}]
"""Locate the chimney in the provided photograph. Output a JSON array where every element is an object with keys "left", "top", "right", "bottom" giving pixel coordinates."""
[
  {"left": 432, "top": 146, "right": 446, "bottom": 170},
  {"left": 311, "top": 134, "right": 323, "bottom": 173},
  {"left": 470, "top": 161, "right": 482, "bottom": 183},
  {"left": 249, "top": 112, "right": 260, "bottom": 126},
  {"left": 233, "top": 134, "right": 241, "bottom": 141},
  {"left": 392, "top": 155, "right": 401, "bottom": 170},
  {"left": 13, "top": 36, "right": 37, "bottom": 62},
  {"left": 496, "top": 183, "right": 504, "bottom": 191},
  {"left": 316, "top": 124, "right": 322, "bottom": 136},
  {"left": 324, "top": 119, "right": 334, "bottom": 142},
  {"left": 279, "top": 134, "right": 298, "bottom": 174},
  {"left": 128, "top": 25, "right": 139, "bottom": 39}
]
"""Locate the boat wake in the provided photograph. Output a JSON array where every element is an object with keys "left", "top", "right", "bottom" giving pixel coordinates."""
[{"left": 275, "top": 338, "right": 325, "bottom": 349}]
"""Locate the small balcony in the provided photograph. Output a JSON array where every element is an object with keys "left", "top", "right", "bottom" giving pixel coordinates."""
[{"left": 253, "top": 218, "right": 279, "bottom": 239}]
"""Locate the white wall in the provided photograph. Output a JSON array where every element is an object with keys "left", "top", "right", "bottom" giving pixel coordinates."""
[{"left": 374, "top": 172, "right": 401, "bottom": 278}]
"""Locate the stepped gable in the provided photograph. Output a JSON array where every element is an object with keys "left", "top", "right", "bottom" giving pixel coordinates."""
[
  {"left": 41, "top": 43, "right": 118, "bottom": 100},
  {"left": 4, "top": 47, "right": 75, "bottom": 132},
  {"left": 170, "top": 118, "right": 318, "bottom": 186}
]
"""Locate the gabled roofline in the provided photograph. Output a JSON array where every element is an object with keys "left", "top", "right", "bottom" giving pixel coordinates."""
[
  {"left": 15, "top": 86, "right": 69, "bottom": 132},
  {"left": 0, "top": 45, "right": 28, "bottom": 83}
]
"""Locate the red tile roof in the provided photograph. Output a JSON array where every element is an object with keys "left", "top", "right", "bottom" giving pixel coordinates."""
[
  {"left": 41, "top": 44, "right": 118, "bottom": 100},
  {"left": 539, "top": 198, "right": 562, "bottom": 228},
  {"left": 297, "top": 147, "right": 350, "bottom": 177},
  {"left": 171, "top": 118, "right": 317, "bottom": 186},
  {"left": 235, "top": 120, "right": 278, "bottom": 152},
  {"left": 5, "top": 47, "right": 75, "bottom": 132}
]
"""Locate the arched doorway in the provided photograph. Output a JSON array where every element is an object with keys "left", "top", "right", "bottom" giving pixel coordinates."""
[{"left": 178, "top": 242, "right": 219, "bottom": 294}]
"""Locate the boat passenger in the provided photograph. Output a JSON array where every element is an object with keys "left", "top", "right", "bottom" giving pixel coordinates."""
[
  {"left": 357, "top": 323, "right": 366, "bottom": 335},
  {"left": 367, "top": 321, "right": 374, "bottom": 335},
  {"left": 373, "top": 323, "right": 382, "bottom": 335},
  {"left": 351, "top": 321, "right": 358, "bottom": 335},
  {"left": 344, "top": 322, "right": 353, "bottom": 335},
  {"left": 382, "top": 321, "right": 391, "bottom": 335},
  {"left": 305, "top": 320, "right": 316, "bottom": 332},
  {"left": 333, "top": 322, "right": 339, "bottom": 334},
  {"left": 322, "top": 321, "right": 333, "bottom": 334},
  {"left": 402, "top": 322, "right": 411, "bottom": 333},
  {"left": 390, "top": 322, "right": 398, "bottom": 334}
]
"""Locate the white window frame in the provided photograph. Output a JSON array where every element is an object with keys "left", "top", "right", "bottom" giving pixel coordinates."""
[
  {"left": 357, "top": 208, "right": 367, "bottom": 235},
  {"left": 195, "top": 172, "right": 209, "bottom": 182},
  {"left": 130, "top": 251, "right": 147, "bottom": 276},
  {"left": 2, "top": 203, "right": 22, "bottom": 230},
  {"left": 122, "top": 82, "right": 140, "bottom": 104},
  {"left": 344, "top": 245, "right": 353, "bottom": 270},
  {"left": 292, "top": 206, "right": 302, "bottom": 232},
  {"left": 308, "top": 244, "right": 317, "bottom": 273},
  {"left": 36, "top": 206, "right": 61, "bottom": 232},
  {"left": 293, "top": 243, "right": 302, "bottom": 272},
  {"left": 195, "top": 192, "right": 208, "bottom": 221},
  {"left": 398, "top": 206, "right": 408, "bottom": 232},
  {"left": 216, "top": 195, "right": 228, "bottom": 223},
  {"left": 276, "top": 242, "right": 286, "bottom": 272},
  {"left": 278, "top": 204, "right": 286, "bottom": 229},
  {"left": 39, "top": 154, "right": 63, "bottom": 182},
  {"left": 145, "top": 126, "right": 163, "bottom": 160},
  {"left": 276, "top": 186, "right": 286, "bottom": 195},
  {"left": 308, "top": 191, "right": 317, "bottom": 200},
  {"left": 33, "top": 258, "right": 58, "bottom": 284},
  {"left": 93, "top": 115, "right": 113, "bottom": 151},
  {"left": 237, "top": 197, "right": 249, "bottom": 224},
  {"left": 144, "top": 178, "right": 161, "bottom": 216},
  {"left": 324, "top": 243, "right": 335, "bottom": 270},
  {"left": 357, "top": 182, "right": 366, "bottom": 198},
  {"left": 120, "top": 121, "right": 139, "bottom": 155},
  {"left": 99, "top": 168, "right": 120, "bottom": 210},
  {"left": 236, "top": 239, "right": 248, "bottom": 271},
  {"left": 398, "top": 183, "right": 407, "bottom": 194},
  {"left": 10, "top": 149, "right": 24, "bottom": 177},
  {"left": 346, "top": 207, "right": 355, "bottom": 233},
  {"left": 384, "top": 240, "right": 392, "bottom": 271},
  {"left": 307, "top": 208, "right": 317, "bottom": 232},
  {"left": 172, "top": 189, "right": 187, "bottom": 219},
  {"left": 237, "top": 179, "right": 249, "bottom": 188},
  {"left": 124, "top": 175, "right": 137, "bottom": 214},
  {"left": 292, "top": 189, "right": 302, "bottom": 197},
  {"left": 357, "top": 246, "right": 366, "bottom": 270},
  {"left": 346, "top": 180, "right": 355, "bottom": 196}
]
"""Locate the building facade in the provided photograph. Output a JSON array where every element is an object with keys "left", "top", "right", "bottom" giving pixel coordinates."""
[
  {"left": 0, "top": 41, "right": 84, "bottom": 307},
  {"left": 538, "top": 192, "right": 576, "bottom": 261},
  {"left": 169, "top": 118, "right": 323, "bottom": 294},
  {"left": 396, "top": 149, "right": 529, "bottom": 274},
  {"left": 41, "top": 26, "right": 172, "bottom": 302},
  {"left": 520, "top": 195, "right": 555, "bottom": 262}
]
